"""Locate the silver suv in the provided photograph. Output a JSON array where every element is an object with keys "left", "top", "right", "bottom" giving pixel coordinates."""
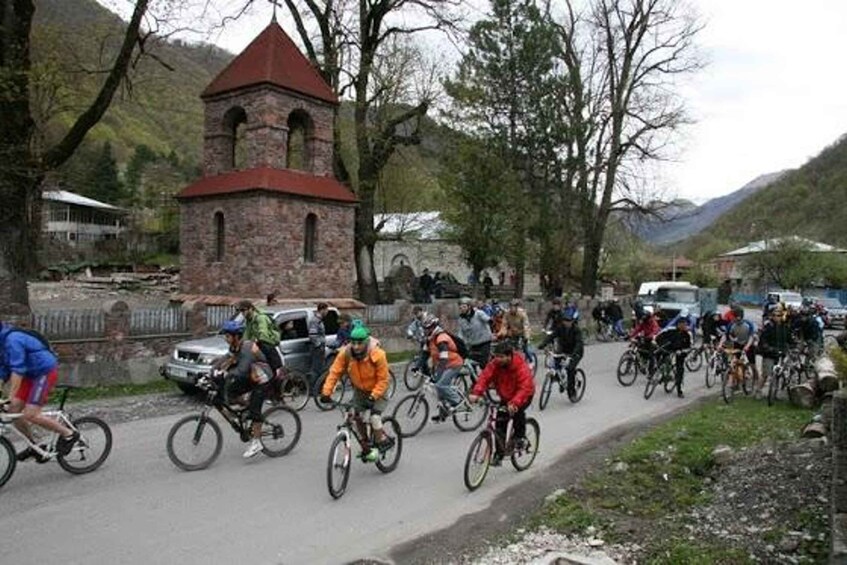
[{"left": 161, "top": 306, "right": 339, "bottom": 393}]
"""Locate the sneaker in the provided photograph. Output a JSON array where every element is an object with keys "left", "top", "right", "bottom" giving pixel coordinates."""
[
  {"left": 490, "top": 454, "right": 503, "bottom": 467},
  {"left": 363, "top": 448, "right": 379, "bottom": 463},
  {"left": 16, "top": 447, "right": 35, "bottom": 461},
  {"left": 242, "top": 439, "right": 263, "bottom": 459},
  {"left": 677, "top": 389, "right": 684, "bottom": 399},
  {"left": 431, "top": 404, "right": 448, "bottom": 422},
  {"left": 376, "top": 435, "right": 395, "bottom": 453},
  {"left": 56, "top": 431, "right": 80, "bottom": 456}
]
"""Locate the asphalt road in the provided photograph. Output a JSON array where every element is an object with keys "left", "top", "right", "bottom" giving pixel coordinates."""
[{"left": 1, "top": 341, "right": 718, "bottom": 565}]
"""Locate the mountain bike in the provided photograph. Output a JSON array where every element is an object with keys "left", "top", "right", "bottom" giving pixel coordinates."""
[
  {"left": 326, "top": 401, "right": 402, "bottom": 499},
  {"left": 766, "top": 352, "right": 791, "bottom": 407},
  {"left": 539, "top": 351, "right": 586, "bottom": 410},
  {"left": 463, "top": 400, "right": 540, "bottom": 492},
  {"left": 616, "top": 339, "right": 651, "bottom": 387},
  {"left": 595, "top": 319, "right": 624, "bottom": 342},
  {"left": 402, "top": 349, "right": 432, "bottom": 391},
  {"left": 643, "top": 347, "right": 686, "bottom": 400},
  {"left": 269, "top": 365, "right": 310, "bottom": 412},
  {"left": 0, "top": 385, "right": 112, "bottom": 489},
  {"left": 390, "top": 372, "right": 485, "bottom": 438},
  {"left": 720, "top": 348, "right": 753, "bottom": 404},
  {"left": 166, "top": 373, "right": 301, "bottom": 471}
]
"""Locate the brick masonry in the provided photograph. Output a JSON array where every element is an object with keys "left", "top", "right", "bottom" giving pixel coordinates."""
[{"left": 179, "top": 193, "right": 355, "bottom": 299}]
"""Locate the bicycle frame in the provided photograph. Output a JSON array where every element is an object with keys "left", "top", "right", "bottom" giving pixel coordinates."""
[
  {"left": 544, "top": 352, "right": 572, "bottom": 379},
  {"left": 334, "top": 405, "right": 374, "bottom": 456},
  {"left": 0, "top": 389, "right": 77, "bottom": 460},
  {"left": 479, "top": 402, "right": 518, "bottom": 456}
]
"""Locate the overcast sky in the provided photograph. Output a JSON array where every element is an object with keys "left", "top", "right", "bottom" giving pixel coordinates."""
[{"left": 104, "top": 0, "right": 847, "bottom": 204}]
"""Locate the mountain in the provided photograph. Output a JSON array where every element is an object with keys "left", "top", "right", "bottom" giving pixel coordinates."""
[
  {"left": 680, "top": 134, "right": 847, "bottom": 258},
  {"left": 638, "top": 171, "right": 786, "bottom": 245}
]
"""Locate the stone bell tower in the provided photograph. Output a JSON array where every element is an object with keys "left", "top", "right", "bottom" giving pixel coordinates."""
[{"left": 177, "top": 19, "right": 356, "bottom": 300}]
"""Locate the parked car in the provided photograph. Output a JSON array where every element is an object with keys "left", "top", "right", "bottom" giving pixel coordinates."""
[
  {"left": 161, "top": 306, "right": 339, "bottom": 394},
  {"left": 432, "top": 272, "right": 470, "bottom": 299},
  {"left": 766, "top": 291, "right": 804, "bottom": 309},
  {"left": 811, "top": 297, "right": 846, "bottom": 328}
]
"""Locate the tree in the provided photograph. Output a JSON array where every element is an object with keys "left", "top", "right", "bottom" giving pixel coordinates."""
[
  {"left": 441, "top": 138, "right": 522, "bottom": 282},
  {"left": 273, "top": 0, "right": 459, "bottom": 303},
  {"left": 0, "top": 0, "right": 152, "bottom": 313},
  {"left": 83, "top": 141, "right": 124, "bottom": 204},
  {"left": 743, "top": 239, "right": 843, "bottom": 291},
  {"left": 555, "top": 0, "right": 702, "bottom": 296},
  {"left": 444, "top": 0, "right": 565, "bottom": 297}
]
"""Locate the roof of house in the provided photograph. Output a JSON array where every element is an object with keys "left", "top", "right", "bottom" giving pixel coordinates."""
[
  {"left": 177, "top": 167, "right": 357, "bottom": 203},
  {"left": 202, "top": 21, "right": 337, "bottom": 104},
  {"left": 374, "top": 211, "right": 449, "bottom": 240},
  {"left": 43, "top": 190, "right": 124, "bottom": 212},
  {"left": 720, "top": 236, "right": 847, "bottom": 257}
]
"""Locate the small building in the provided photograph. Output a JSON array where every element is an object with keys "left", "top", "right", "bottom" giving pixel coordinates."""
[
  {"left": 177, "top": 19, "right": 357, "bottom": 300},
  {"left": 42, "top": 190, "right": 125, "bottom": 244}
]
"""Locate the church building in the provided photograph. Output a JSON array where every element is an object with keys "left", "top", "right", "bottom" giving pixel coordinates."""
[{"left": 178, "top": 19, "right": 356, "bottom": 299}]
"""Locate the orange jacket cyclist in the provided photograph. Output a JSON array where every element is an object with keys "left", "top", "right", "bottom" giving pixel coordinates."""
[
  {"left": 422, "top": 314, "right": 465, "bottom": 422},
  {"left": 321, "top": 322, "right": 394, "bottom": 461},
  {"left": 469, "top": 340, "right": 535, "bottom": 466}
]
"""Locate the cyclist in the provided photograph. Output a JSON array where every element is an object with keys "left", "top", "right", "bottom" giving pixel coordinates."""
[
  {"left": 700, "top": 310, "right": 727, "bottom": 348},
  {"left": 213, "top": 320, "right": 273, "bottom": 458},
  {"left": 758, "top": 305, "right": 793, "bottom": 397},
  {"left": 405, "top": 306, "right": 430, "bottom": 378},
  {"left": 543, "top": 297, "right": 565, "bottom": 331},
  {"left": 0, "top": 321, "right": 78, "bottom": 461},
  {"left": 422, "top": 314, "right": 465, "bottom": 421},
  {"left": 606, "top": 298, "right": 626, "bottom": 338},
  {"left": 468, "top": 340, "right": 535, "bottom": 466},
  {"left": 660, "top": 308, "right": 697, "bottom": 334},
  {"left": 719, "top": 305, "right": 758, "bottom": 391},
  {"left": 236, "top": 300, "right": 282, "bottom": 377},
  {"left": 628, "top": 307, "right": 660, "bottom": 371},
  {"left": 499, "top": 299, "right": 532, "bottom": 359},
  {"left": 654, "top": 316, "right": 692, "bottom": 398},
  {"left": 458, "top": 296, "right": 493, "bottom": 366},
  {"left": 321, "top": 322, "right": 393, "bottom": 461},
  {"left": 538, "top": 310, "right": 584, "bottom": 396}
]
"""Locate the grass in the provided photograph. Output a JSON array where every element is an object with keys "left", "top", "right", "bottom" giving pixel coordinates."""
[
  {"left": 532, "top": 397, "right": 815, "bottom": 563},
  {"left": 48, "top": 379, "right": 178, "bottom": 404}
]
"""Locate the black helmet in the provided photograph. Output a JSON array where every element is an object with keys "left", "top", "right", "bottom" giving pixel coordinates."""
[
  {"left": 731, "top": 305, "right": 744, "bottom": 319},
  {"left": 493, "top": 340, "right": 514, "bottom": 356}
]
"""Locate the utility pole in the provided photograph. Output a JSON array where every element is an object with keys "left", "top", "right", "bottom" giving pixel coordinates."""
[{"left": 671, "top": 252, "right": 677, "bottom": 282}]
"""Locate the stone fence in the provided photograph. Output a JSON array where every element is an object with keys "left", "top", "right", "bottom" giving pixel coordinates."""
[{"left": 17, "top": 296, "right": 626, "bottom": 387}]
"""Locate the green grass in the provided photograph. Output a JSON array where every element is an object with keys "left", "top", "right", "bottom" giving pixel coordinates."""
[
  {"left": 49, "top": 379, "right": 178, "bottom": 404},
  {"left": 532, "top": 397, "right": 814, "bottom": 561}
]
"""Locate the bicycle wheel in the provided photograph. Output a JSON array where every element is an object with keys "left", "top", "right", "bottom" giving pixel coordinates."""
[
  {"left": 57, "top": 416, "right": 113, "bottom": 475},
  {"left": 375, "top": 417, "right": 402, "bottom": 473},
  {"left": 539, "top": 372, "right": 554, "bottom": 410},
  {"left": 391, "top": 394, "right": 429, "bottom": 438},
  {"left": 705, "top": 354, "right": 717, "bottom": 389},
  {"left": 463, "top": 431, "right": 492, "bottom": 491},
  {"left": 767, "top": 368, "right": 781, "bottom": 407},
  {"left": 0, "top": 436, "right": 16, "bottom": 489},
  {"left": 326, "top": 433, "right": 352, "bottom": 499},
  {"left": 616, "top": 351, "right": 637, "bottom": 387},
  {"left": 403, "top": 360, "right": 424, "bottom": 391},
  {"left": 166, "top": 413, "right": 223, "bottom": 471},
  {"left": 568, "top": 369, "right": 586, "bottom": 403},
  {"left": 662, "top": 362, "right": 675, "bottom": 394},
  {"left": 452, "top": 397, "right": 487, "bottom": 432},
  {"left": 685, "top": 349, "right": 703, "bottom": 372},
  {"left": 721, "top": 367, "right": 736, "bottom": 405},
  {"left": 386, "top": 369, "right": 398, "bottom": 400},
  {"left": 643, "top": 372, "right": 659, "bottom": 400},
  {"left": 511, "top": 418, "right": 540, "bottom": 471},
  {"left": 741, "top": 364, "right": 753, "bottom": 396},
  {"left": 260, "top": 405, "right": 302, "bottom": 457},
  {"left": 279, "top": 370, "right": 310, "bottom": 412}
]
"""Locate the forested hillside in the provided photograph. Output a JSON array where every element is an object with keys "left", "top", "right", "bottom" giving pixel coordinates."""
[{"left": 681, "top": 134, "right": 847, "bottom": 259}]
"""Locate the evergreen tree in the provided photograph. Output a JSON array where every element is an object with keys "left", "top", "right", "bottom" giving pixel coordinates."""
[{"left": 84, "top": 141, "right": 124, "bottom": 204}]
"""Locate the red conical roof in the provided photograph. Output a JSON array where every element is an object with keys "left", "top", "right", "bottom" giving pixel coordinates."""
[{"left": 202, "top": 22, "right": 337, "bottom": 104}]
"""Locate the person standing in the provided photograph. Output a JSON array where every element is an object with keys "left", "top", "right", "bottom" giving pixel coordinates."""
[
  {"left": 308, "top": 302, "right": 330, "bottom": 395},
  {"left": 482, "top": 273, "right": 494, "bottom": 299}
]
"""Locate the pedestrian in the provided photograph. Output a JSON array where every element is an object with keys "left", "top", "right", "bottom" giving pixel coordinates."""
[
  {"left": 482, "top": 273, "right": 493, "bottom": 299},
  {"left": 499, "top": 271, "right": 505, "bottom": 286}
]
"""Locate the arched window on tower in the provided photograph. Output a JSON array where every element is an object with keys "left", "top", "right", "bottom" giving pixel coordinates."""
[
  {"left": 222, "top": 106, "right": 248, "bottom": 170},
  {"left": 287, "top": 110, "right": 312, "bottom": 171},
  {"left": 214, "top": 211, "right": 225, "bottom": 262},
  {"left": 304, "top": 213, "right": 317, "bottom": 263}
]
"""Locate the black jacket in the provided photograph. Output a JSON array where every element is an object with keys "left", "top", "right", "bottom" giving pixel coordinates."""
[
  {"left": 758, "top": 321, "right": 792, "bottom": 359},
  {"left": 539, "top": 323, "right": 584, "bottom": 360},
  {"left": 655, "top": 328, "right": 691, "bottom": 352}
]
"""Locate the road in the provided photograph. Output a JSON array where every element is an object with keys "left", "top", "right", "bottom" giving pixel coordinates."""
[{"left": 1, "top": 341, "right": 718, "bottom": 565}]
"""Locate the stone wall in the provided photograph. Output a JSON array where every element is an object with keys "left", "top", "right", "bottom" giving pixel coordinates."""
[
  {"left": 203, "top": 86, "right": 335, "bottom": 176},
  {"left": 179, "top": 192, "right": 356, "bottom": 299}
]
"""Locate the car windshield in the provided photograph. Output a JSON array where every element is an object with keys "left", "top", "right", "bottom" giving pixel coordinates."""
[
  {"left": 654, "top": 288, "right": 697, "bottom": 303},
  {"left": 779, "top": 293, "right": 803, "bottom": 303}
]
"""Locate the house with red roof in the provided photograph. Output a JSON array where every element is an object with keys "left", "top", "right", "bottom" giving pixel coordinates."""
[{"left": 177, "top": 18, "right": 356, "bottom": 300}]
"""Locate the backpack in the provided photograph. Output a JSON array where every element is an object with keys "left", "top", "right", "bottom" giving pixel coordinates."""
[
  {"left": 261, "top": 313, "right": 281, "bottom": 345},
  {"left": 3, "top": 328, "right": 57, "bottom": 357},
  {"left": 444, "top": 331, "right": 470, "bottom": 359}
]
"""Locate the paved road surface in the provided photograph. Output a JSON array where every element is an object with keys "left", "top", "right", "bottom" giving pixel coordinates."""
[{"left": 1, "top": 341, "right": 717, "bottom": 564}]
